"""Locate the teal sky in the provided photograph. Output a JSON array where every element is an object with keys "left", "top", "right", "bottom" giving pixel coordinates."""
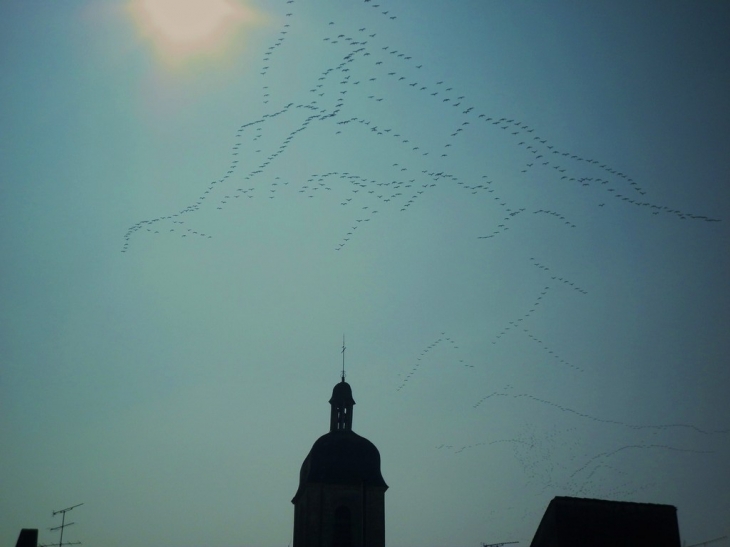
[{"left": 1, "top": 1, "right": 729, "bottom": 546}]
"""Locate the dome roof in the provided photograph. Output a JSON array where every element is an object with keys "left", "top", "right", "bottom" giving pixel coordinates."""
[
  {"left": 329, "top": 380, "right": 355, "bottom": 405},
  {"left": 293, "top": 430, "right": 388, "bottom": 501}
]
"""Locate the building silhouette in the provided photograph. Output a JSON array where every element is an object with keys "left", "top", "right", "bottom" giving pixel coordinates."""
[
  {"left": 530, "top": 496, "right": 681, "bottom": 547},
  {"left": 292, "top": 377, "right": 387, "bottom": 547},
  {"left": 15, "top": 529, "right": 38, "bottom": 547}
]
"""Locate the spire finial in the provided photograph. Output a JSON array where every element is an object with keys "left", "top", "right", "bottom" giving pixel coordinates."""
[{"left": 341, "top": 334, "right": 346, "bottom": 382}]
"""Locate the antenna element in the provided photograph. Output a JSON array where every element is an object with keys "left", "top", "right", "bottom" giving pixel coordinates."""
[
  {"left": 341, "top": 335, "right": 346, "bottom": 381},
  {"left": 45, "top": 503, "right": 83, "bottom": 547}
]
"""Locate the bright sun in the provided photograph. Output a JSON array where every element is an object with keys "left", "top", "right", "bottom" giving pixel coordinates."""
[{"left": 128, "top": 0, "right": 258, "bottom": 65}]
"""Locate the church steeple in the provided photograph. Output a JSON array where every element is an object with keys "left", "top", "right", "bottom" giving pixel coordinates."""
[{"left": 292, "top": 347, "right": 387, "bottom": 547}]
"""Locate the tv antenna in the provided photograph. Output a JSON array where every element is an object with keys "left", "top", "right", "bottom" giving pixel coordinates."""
[
  {"left": 46, "top": 503, "right": 83, "bottom": 547},
  {"left": 482, "top": 542, "right": 519, "bottom": 547}
]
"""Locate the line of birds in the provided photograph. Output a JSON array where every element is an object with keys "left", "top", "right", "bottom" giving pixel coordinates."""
[
  {"left": 396, "top": 332, "right": 471, "bottom": 391},
  {"left": 438, "top": 388, "right": 719, "bottom": 499},
  {"left": 437, "top": 421, "right": 661, "bottom": 501},
  {"left": 491, "top": 286, "right": 552, "bottom": 345},
  {"left": 529, "top": 257, "right": 588, "bottom": 295},
  {"left": 471, "top": 387, "right": 729, "bottom": 435}
]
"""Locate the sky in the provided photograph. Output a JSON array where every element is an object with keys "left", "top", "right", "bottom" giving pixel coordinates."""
[{"left": 1, "top": 1, "right": 729, "bottom": 546}]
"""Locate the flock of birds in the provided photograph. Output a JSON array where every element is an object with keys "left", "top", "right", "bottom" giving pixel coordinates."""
[
  {"left": 122, "top": 0, "right": 719, "bottom": 254},
  {"left": 405, "top": 324, "right": 726, "bottom": 501},
  {"left": 121, "top": 0, "right": 726, "bottom": 516}
]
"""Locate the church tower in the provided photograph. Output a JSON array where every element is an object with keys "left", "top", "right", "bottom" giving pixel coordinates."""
[{"left": 292, "top": 375, "right": 387, "bottom": 547}]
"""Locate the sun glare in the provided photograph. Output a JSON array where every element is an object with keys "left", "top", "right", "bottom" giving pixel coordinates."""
[{"left": 128, "top": 0, "right": 259, "bottom": 65}]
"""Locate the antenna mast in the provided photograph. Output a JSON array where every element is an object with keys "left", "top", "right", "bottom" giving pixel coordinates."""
[
  {"left": 341, "top": 334, "right": 346, "bottom": 381},
  {"left": 46, "top": 503, "right": 83, "bottom": 547}
]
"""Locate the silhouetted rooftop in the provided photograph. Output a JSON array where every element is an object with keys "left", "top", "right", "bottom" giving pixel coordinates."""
[
  {"left": 292, "top": 429, "right": 387, "bottom": 502},
  {"left": 15, "top": 529, "right": 38, "bottom": 547},
  {"left": 530, "top": 496, "right": 680, "bottom": 547}
]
